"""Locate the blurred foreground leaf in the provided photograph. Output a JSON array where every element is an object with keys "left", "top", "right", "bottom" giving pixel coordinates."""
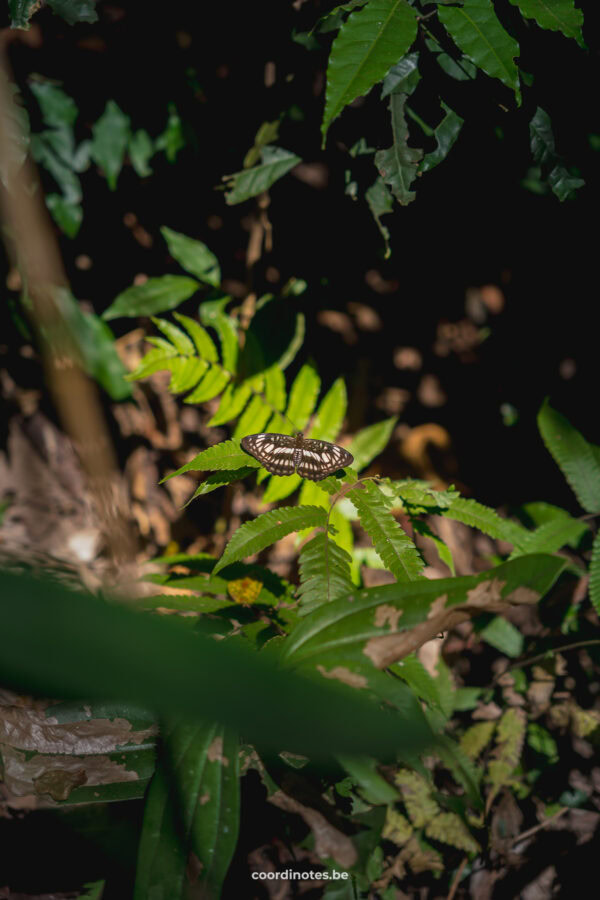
[{"left": 0, "top": 571, "right": 433, "bottom": 758}]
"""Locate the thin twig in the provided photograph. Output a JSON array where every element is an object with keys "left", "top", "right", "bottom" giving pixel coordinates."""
[
  {"left": 491, "top": 639, "right": 600, "bottom": 685},
  {"left": 446, "top": 856, "right": 468, "bottom": 900},
  {"left": 510, "top": 806, "right": 569, "bottom": 846}
]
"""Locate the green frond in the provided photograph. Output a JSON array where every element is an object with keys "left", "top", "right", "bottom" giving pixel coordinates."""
[
  {"left": 538, "top": 398, "right": 600, "bottom": 513},
  {"left": 310, "top": 377, "right": 348, "bottom": 441},
  {"left": 297, "top": 531, "right": 354, "bottom": 615},
  {"left": 509, "top": 515, "right": 588, "bottom": 559},
  {"left": 214, "top": 505, "right": 328, "bottom": 573},
  {"left": 444, "top": 497, "right": 529, "bottom": 548},
  {"left": 208, "top": 382, "right": 252, "bottom": 426},
  {"left": 348, "top": 416, "right": 397, "bottom": 473},
  {"left": 151, "top": 316, "right": 195, "bottom": 355},
  {"left": 162, "top": 440, "right": 259, "bottom": 482},
  {"left": 173, "top": 312, "right": 219, "bottom": 362},
  {"left": 589, "top": 530, "right": 600, "bottom": 615},
  {"left": 349, "top": 481, "right": 424, "bottom": 582},
  {"left": 286, "top": 361, "right": 321, "bottom": 432},
  {"left": 184, "top": 367, "right": 230, "bottom": 403},
  {"left": 232, "top": 395, "right": 271, "bottom": 441}
]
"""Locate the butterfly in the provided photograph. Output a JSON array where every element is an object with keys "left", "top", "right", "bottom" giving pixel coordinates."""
[{"left": 241, "top": 432, "right": 354, "bottom": 482}]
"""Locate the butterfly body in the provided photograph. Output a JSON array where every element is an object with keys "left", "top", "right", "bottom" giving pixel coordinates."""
[{"left": 241, "top": 432, "right": 353, "bottom": 481}]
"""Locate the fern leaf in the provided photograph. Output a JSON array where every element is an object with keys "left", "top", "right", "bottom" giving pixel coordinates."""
[
  {"left": 297, "top": 531, "right": 354, "bottom": 615},
  {"left": 286, "top": 362, "right": 321, "bottom": 431},
  {"left": 186, "top": 467, "right": 257, "bottom": 502},
  {"left": 392, "top": 479, "right": 458, "bottom": 511},
  {"left": 350, "top": 481, "right": 424, "bottom": 582},
  {"left": 184, "top": 367, "right": 230, "bottom": 403},
  {"left": 126, "top": 346, "right": 178, "bottom": 381},
  {"left": 206, "top": 310, "right": 239, "bottom": 373},
  {"left": 262, "top": 473, "right": 302, "bottom": 504},
  {"left": 509, "top": 516, "right": 588, "bottom": 559},
  {"left": 213, "top": 506, "right": 327, "bottom": 573},
  {"left": 173, "top": 312, "right": 219, "bottom": 362},
  {"left": 348, "top": 417, "right": 397, "bottom": 473},
  {"left": 208, "top": 382, "right": 252, "bottom": 426},
  {"left": 151, "top": 316, "right": 195, "bottom": 355},
  {"left": 425, "top": 812, "right": 480, "bottom": 854},
  {"left": 444, "top": 497, "right": 528, "bottom": 548},
  {"left": 233, "top": 395, "right": 271, "bottom": 441},
  {"left": 264, "top": 366, "right": 286, "bottom": 412},
  {"left": 589, "top": 530, "right": 600, "bottom": 615},
  {"left": 538, "top": 398, "right": 600, "bottom": 513},
  {"left": 169, "top": 357, "right": 209, "bottom": 393},
  {"left": 162, "top": 440, "right": 259, "bottom": 482},
  {"left": 310, "top": 377, "right": 348, "bottom": 441}
]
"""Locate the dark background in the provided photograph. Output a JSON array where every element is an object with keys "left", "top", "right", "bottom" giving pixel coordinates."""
[{"left": 2, "top": 0, "right": 599, "bottom": 510}]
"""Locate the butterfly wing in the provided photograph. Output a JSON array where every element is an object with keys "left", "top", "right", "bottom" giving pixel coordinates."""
[
  {"left": 297, "top": 439, "right": 354, "bottom": 482},
  {"left": 240, "top": 433, "right": 297, "bottom": 477}
]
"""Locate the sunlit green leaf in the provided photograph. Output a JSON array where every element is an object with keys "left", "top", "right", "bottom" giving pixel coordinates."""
[
  {"left": 91, "top": 100, "right": 131, "bottom": 190},
  {"left": 224, "top": 146, "right": 301, "bottom": 205},
  {"left": 103, "top": 276, "right": 199, "bottom": 321},
  {"left": 322, "top": 0, "right": 418, "bottom": 141},
  {"left": 161, "top": 227, "right": 221, "bottom": 287}
]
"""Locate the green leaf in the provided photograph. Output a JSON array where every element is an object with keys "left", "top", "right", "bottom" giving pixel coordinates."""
[
  {"left": 168, "top": 358, "right": 209, "bottom": 394},
  {"left": 151, "top": 317, "right": 195, "bottom": 356},
  {"left": 527, "top": 722, "right": 558, "bottom": 760},
  {"left": 103, "top": 276, "right": 200, "bottom": 321},
  {"left": 29, "top": 81, "right": 78, "bottom": 129},
  {"left": 47, "top": 0, "right": 98, "bottom": 25},
  {"left": 478, "top": 616, "right": 524, "bottom": 657},
  {"left": 444, "top": 497, "right": 529, "bottom": 547},
  {"left": 286, "top": 362, "right": 321, "bottom": 432},
  {"left": 421, "top": 102, "right": 464, "bottom": 172},
  {"left": 199, "top": 303, "right": 239, "bottom": 373},
  {"left": 264, "top": 365, "right": 286, "bottom": 412},
  {"left": 233, "top": 395, "right": 271, "bottom": 441},
  {"left": 392, "top": 654, "right": 452, "bottom": 715},
  {"left": 375, "top": 91, "right": 422, "bottom": 205},
  {"left": 589, "top": 530, "right": 600, "bottom": 616},
  {"left": 529, "top": 107, "right": 585, "bottom": 202},
  {"left": 224, "top": 146, "right": 301, "bottom": 205},
  {"left": 538, "top": 398, "right": 600, "bottom": 513},
  {"left": 438, "top": 0, "right": 521, "bottom": 101},
  {"left": 508, "top": 0, "right": 584, "bottom": 47},
  {"left": 208, "top": 382, "right": 252, "bottom": 426},
  {"left": 162, "top": 440, "right": 259, "bottom": 481},
  {"left": 336, "top": 754, "right": 398, "bottom": 804},
  {"left": 172, "top": 312, "right": 218, "bottom": 361},
  {"left": 284, "top": 554, "right": 565, "bottom": 669},
  {"left": 184, "top": 367, "right": 231, "bottom": 403},
  {"left": 509, "top": 516, "right": 588, "bottom": 558},
  {"left": 322, "top": 0, "right": 418, "bottom": 142},
  {"left": 155, "top": 103, "right": 185, "bottom": 162},
  {"left": 8, "top": 0, "right": 39, "bottom": 28},
  {"left": 310, "top": 377, "right": 348, "bottom": 441},
  {"left": 365, "top": 177, "right": 394, "bottom": 255},
  {"left": 381, "top": 52, "right": 421, "bottom": 99},
  {"left": 161, "top": 227, "right": 221, "bottom": 287},
  {"left": 349, "top": 481, "right": 424, "bottom": 582},
  {"left": 348, "top": 417, "right": 397, "bottom": 473},
  {"left": 134, "top": 722, "right": 240, "bottom": 900},
  {"left": 186, "top": 467, "right": 257, "bottom": 502},
  {"left": 298, "top": 531, "right": 355, "bottom": 615},
  {"left": 52, "top": 288, "right": 131, "bottom": 400},
  {"left": 213, "top": 506, "right": 328, "bottom": 574},
  {"left": 129, "top": 129, "right": 154, "bottom": 177},
  {"left": 0, "top": 570, "right": 435, "bottom": 758},
  {"left": 46, "top": 194, "right": 83, "bottom": 238},
  {"left": 90, "top": 100, "right": 131, "bottom": 190}
]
